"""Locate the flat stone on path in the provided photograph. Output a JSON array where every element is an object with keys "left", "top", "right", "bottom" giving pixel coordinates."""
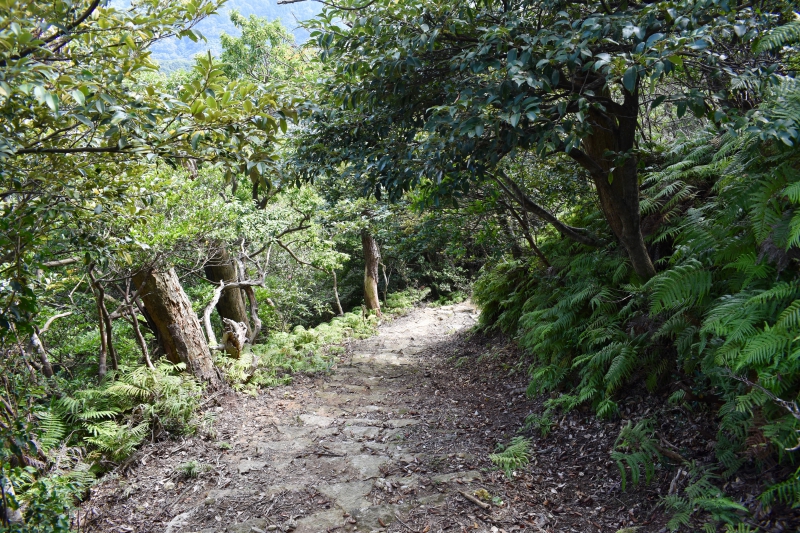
[
  {"left": 237, "top": 459, "right": 267, "bottom": 474},
  {"left": 298, "top": 414, "right": 336, "bottom": 427},
  {"left": 293, "top": 509, "right": 343, "bottom": 533},
  {"left": 343, "top": 417, "right": 382, "bottom": 426},
  {"left": 343, "top": 425, "right": 382, "bottom": 440},
  {"left": 348, "top": 454, "right": 390, "bottom": 479},
  {"left": 316, "top": 480, "right": 374, "bottom": 512},
  {"left": 432, "top": 470, "right": 483, "bottom": 483},
  {"left": 385, "top": 418, "right": 419, "bottom": 428},
  {"left": 256, "top": 437, "right": 313, "bottom": 454}
]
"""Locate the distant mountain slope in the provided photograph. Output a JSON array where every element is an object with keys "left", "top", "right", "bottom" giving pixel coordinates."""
[{"left": 148, "top": 0, "right": 322, "bottom": 71}]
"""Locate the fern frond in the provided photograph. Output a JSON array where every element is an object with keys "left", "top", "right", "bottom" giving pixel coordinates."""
[
  {"left": 612, "top": 419, "right": 661, "bottom": 491},
  {"left": 756, "top": 21, "right": 800, "bottom": 52},
  {"left": 490, "top": 436, "right": 532, "bottom": 478},
  {"left": 759, "top": 466, "right": 800, "bottom": 507},
  {"left": 736, "top": 329, "right": 789, "bottom": 370},
  {"left": 649, "top": 260, "right": 712, "bottom": 314},
  {"left": 34, "top": 411, "right": 66, "bottom": 453}
]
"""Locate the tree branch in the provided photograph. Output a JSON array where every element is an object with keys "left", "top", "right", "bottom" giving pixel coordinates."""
[
  {"left": 42, "top": 257, "right": 81, "bottom": 268},
  {"left": 39, "top": 312, "right": 73, "bottom": 334},
  {"left": 492, "top": 171, "right": 603, "bottom": 248},
  {"left": 277, "top": 0, "right": 378, "bottom": 11},
  {"left": 15, "top": 146, "right": 130, "bottom": 155}
]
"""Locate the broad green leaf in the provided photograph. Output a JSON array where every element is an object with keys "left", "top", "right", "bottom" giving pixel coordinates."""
[
  {"left": 70, "top": 89, "right": 85, "bottom": 106},
  {"left": 622, "top": 66, "right": 637, "bottom": 92}
]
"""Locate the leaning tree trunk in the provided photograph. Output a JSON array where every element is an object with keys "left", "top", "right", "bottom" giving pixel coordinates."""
[
  {"left": 361, "top": 229, "right": 382, "bottom": 316},
  {"left": 29, "top": 331, "right": 54, "bottom": 378},
  {"left": 133, "top": 268, "right": 220, "bottom": 387},
  {"left": 204, "top": 246, "right": 251, "bottom": 338},
  {"left": 580, "top": 88, "right": 656, "bottom": 280}
]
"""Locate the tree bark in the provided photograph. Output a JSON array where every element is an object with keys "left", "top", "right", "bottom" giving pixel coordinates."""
[
  {"left": 29, "top": 331, "right": 54, "bottom": 378},
  {"left": 88, "top": 268, "right": 108, "bottom": 379},
  {"left": 380, "top": 263, "right": 390, "bottom": 306},
  {"left": 569, "top": 88, "right": 656, "bottom": 280},
  {"left": 134, "top": 295, "right": 164, "bottom": 357},
  {"left": 331, "top": 269, "right": 344, "bottom": 316},
  {"left": 128, "top": 304, "right": 154, "bottom": 370},
  {"left": 361, "top": 229, "right": 382, "bottom": 316},
  {"left": 1, "top": 475, "right": 24, "bottom": 526},
  {"left": 234, "top": 257, "right": 263, "bottom": 344},
  {"left": 204, "top": 246, "right": 251, "bottom": 338},
  {"left": 133, "top": 268, "right": 220, "bottom": 387}
]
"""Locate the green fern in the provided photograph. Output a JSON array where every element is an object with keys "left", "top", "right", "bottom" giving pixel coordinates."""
[
  {"left": 34, "top": 411, "right": 66, "bottom": 453},
  {"left": 759, "top": 465, "right": 800, "bottom": 507},
  {"left": 756, "top": 20, "right": 800, "bottom": 53},
  {"left": 664, "top": 463, "right": 749, "bottom": 532},
  {"left": 648, "top": 260, "right": 712, "bottom": 314},
  {"left": 174, "top": 460, "right": 210, "bottom": 479},
  {"left": 612, "top": 420, "right": 662, "bottom": 491},
  {"left": 523, "top": 412, "right": 553, "bottom": 437},
  {"left": 490, "top": 436, "right": 532, "bottom": 478}
]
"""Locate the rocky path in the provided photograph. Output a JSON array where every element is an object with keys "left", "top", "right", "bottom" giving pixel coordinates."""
[
  {"left": 86, "top": 303, "right": 532, "bottom": 533},
  {"left": 82, "top": 302, "right": 800, "bottom": 533}
]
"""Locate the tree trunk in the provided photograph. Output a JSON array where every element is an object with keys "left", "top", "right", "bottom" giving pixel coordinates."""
[
  {"left": 133, "top": 268, "right": 220, "bottom": 387},
  {"left": 331, "top": 269, "right": 344, "bottom": 316},
  {"left": 361, "top": 229, "right": 382, "bottom": 316},
  {"left": 134, "top": 295, "right": 164, "bottom": 357},
  {"left": 29, "top": 331, "right": 54, "bottom": 378},
  {"left": 31, "top": 311, "right": 70, "bottom": 378},
  {"left": 89, "top": 278, "right": 108, "bottom": 379},
  {"left": 1, "top": 475, "right": 24, "bottom": 526},
  {"left": 380, "top": 263, "right": 390, "bottom": 306},
  {"left": 234, "top": 257, "right": 262, "bottom": 344},
  {"left": 204, "top": 247, "right": 251, "bottom": 338},
  {"left": 128, "top": 304, "right": 154, "bottom": 370},
  {"left": 576, "top": 89, "right": 656, "bottom": 280},
  {"left": 88, "top": 266, "right": 118, "bottom": 374}
]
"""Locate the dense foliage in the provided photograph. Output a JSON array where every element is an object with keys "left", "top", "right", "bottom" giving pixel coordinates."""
[{"left": 473, "top": 51, "right": 800, "bottom": 533}]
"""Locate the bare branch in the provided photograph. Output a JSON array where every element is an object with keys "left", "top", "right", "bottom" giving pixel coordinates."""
[
  {"left": 42, "top": 257, "right": 81, "bottom": 268},
  {"left": 39, "top": 312, "right": 73, "bottom": 334},
  {"left": 491, "top": 171, "right": 603, "bottom": 248}
]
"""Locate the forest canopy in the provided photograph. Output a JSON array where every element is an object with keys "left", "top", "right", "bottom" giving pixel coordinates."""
[{"left": 1, "top": 0, "right": 799, "bottom": 530}]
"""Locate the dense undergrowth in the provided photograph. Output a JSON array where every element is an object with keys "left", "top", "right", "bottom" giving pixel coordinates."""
[
  {"left": 474, "top": 93, "right": 800, "bottom": 528},
  {"left": 0, "top": 289, "right": 424, "bottom": 532}
]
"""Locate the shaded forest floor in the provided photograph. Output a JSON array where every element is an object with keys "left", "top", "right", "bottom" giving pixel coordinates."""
[{"left": 78, "top": 304, "right": 799, "bottom": 533}]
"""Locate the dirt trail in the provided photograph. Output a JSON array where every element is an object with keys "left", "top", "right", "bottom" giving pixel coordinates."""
[
  {"left": 87, "top": 303, "right": 521, "bottom": 533},
  {"left": 82, "top": 302, "right": 800, "bottom": 533}
]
